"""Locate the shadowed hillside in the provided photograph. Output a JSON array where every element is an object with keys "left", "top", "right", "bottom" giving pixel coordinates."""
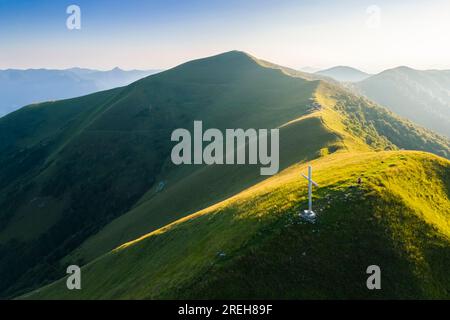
[
  {"left": 1, "top": 51, "right": 449, "bottom": 299},
  {"left": 354, "top": 67, "right": 450, "bottom": 138},
  {"left": 0, "top": 51, "right": 326, "bottom": 298}
]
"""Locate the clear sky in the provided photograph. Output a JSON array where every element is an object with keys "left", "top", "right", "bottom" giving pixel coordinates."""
[{"left": 1, "top": 0, "right": 449, "bottom": 73}]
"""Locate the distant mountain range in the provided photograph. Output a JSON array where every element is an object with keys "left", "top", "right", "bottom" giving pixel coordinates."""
[
  {"left": 0, "top": 68, "right": 161, "bottom": 117},
  {"left": 4, "top": 64, "right": 449, "bottom": 139},
  {"left": 315, "top": 66, "right": 371, "bottom": 82},
  {"left": 312, "top": 65, "right": 450, "bottom": 138},
  {"left": 353, "top": 66, "right": 450, "bottom": 138}
]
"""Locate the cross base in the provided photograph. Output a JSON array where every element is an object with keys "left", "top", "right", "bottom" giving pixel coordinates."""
[{"left": 300, "top": 210, "right": 316, "bottom": 223}]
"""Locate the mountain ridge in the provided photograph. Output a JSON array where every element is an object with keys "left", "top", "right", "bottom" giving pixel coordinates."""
[
  {"left": 354, "top": 66, "right": 450, "bottom": 138},
  {"left": 0, "top": 51, "right": 449, "bottom": 299},
  {"left": 23, "top": 150, "right": 450, "bottom": 299}
]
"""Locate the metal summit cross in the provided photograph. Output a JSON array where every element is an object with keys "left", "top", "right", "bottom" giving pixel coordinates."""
[{"left": 300, "top": 165, "right": 319, "bottom": 223}]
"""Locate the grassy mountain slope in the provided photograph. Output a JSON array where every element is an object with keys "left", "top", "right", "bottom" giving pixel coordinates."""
[
  {"left": 25, "top": 151, "right": 450, "bottom": 299},
  {"left": 2, "top": 51, "right": 450, "bottom": 299},
  {"left": 316, "top": 82, "right": 450, "bottom": 159},
  {"left": 354, "top": 67, "right": 450, "bottom": 138},
  {"left": 0, "top": 51, "right": 332, "bottom": 298},
  {"left": 66, "top": 114, "right": 340, "bottom": 263},
  {"left": 65, "top": 77, "right": 450, "bottom": 266}
]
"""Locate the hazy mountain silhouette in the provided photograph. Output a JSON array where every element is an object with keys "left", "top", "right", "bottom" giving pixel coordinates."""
[
  {"left": 0, "top": 68, "right": 160, "bottom": 117},
  {"left": 316, "top": 66, "right": 371, "bottom": 82},
  {"left": 354, "top": 66, "right": 450, "bottom": 137}
]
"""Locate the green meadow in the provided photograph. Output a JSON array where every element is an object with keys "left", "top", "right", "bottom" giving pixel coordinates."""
[
  {"left": 24, "top": 151, "right": 450, "bottom": 299},
  {"left": 0, "top": 51, "right": 449, "bottom": 299}
]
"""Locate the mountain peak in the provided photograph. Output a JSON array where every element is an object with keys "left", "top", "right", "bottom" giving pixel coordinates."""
[
  {"left": 199, "top": 50, "right": 256, "bottom": 63},
  {"left": 149, "top": 50, "right": 265, "bottom": 82},
  {"left": 141, "top": 50, "right": 327, "bottom": 86},
  {"left": 372, "top": 66, "right": 419, "bottom": 78},
  {"left": 389, "top": 66, "right": 418, "bottom": 73},
  {"left": 111, "top": 67, "right": 124, "bottom": 72},
  {"left": 315, "top": 66, "right": 370, "bottom": 82}
]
